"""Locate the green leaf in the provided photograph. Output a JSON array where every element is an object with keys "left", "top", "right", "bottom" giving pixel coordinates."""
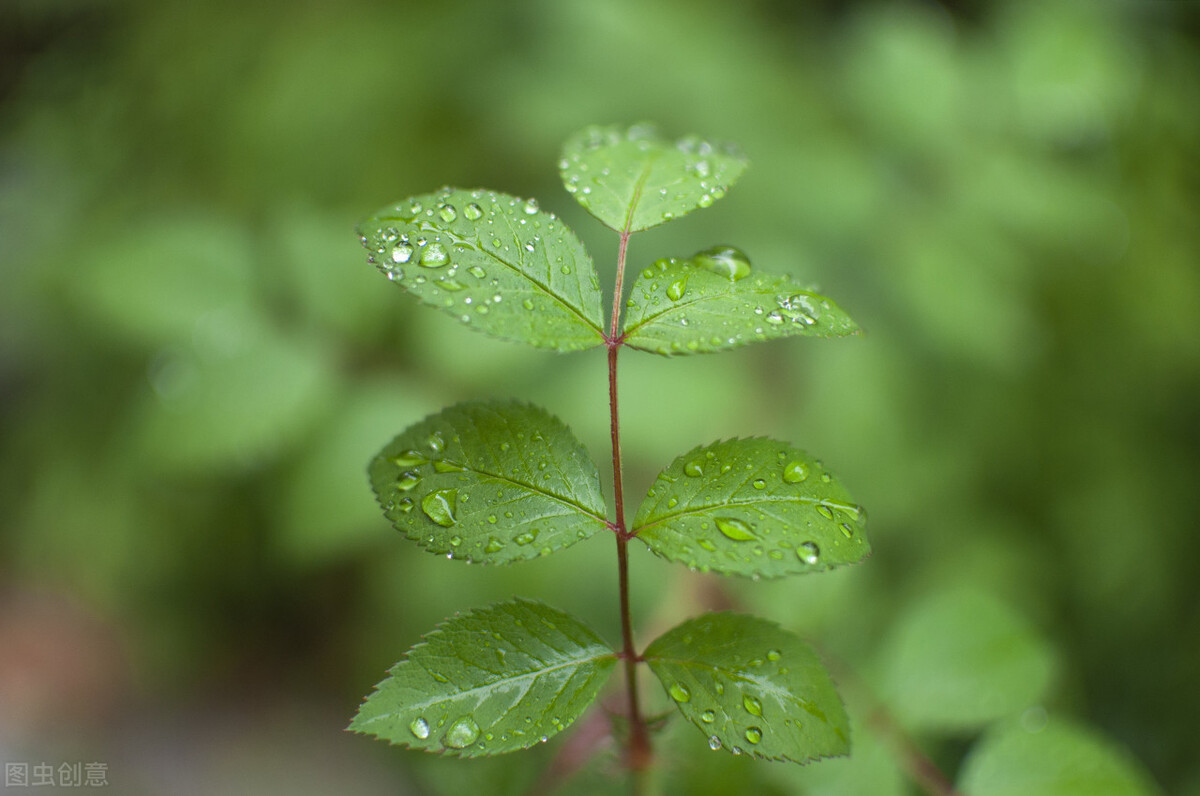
[
  {"left": 622, "top": 252, "right": 859, "bottom": 356},
  {"left": 643, "top": 612, "right": 849, "bottom": 763},
  {"left": 358, "top": 188, "right": 605, "bottom": 351},
  {"left": 958, "top": 717, "right": 1162, "bottom": 796},
  {"left": 877, "top": 588, "right": 1057, "bottom": 731},
  {"left": 632, "top": 439, "right": 869, "bottom": 578},
  {"left": 369, "top": 401, "right": 609, "bottom": 563},
  {"left": 351, "top": 599, "right": 618, "bottom": 757},
  {"left": 559, "top": 123, "right": 749, "bottom": 233}
]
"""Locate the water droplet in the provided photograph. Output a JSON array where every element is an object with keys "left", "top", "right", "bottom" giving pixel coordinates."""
[
  {"left": 523, "top": 198, "right": 539, "bottom": 215},
  {"left": 692, "top": 245, "right": 751, "bottom": 281},
  {"left": 783, "top": 461, "right": 808, "bottom": 483},
  {"left": 816, "top": 505, "right": 835, "bottom": 520},
  {"left": 448, "top": 535, "right": 462, "bottom": 547},
  {"left": 666, "top": 279, "right": 687, "bottom": 301},
  {"left": 522, "top": 298, "right": 534, "bottom": 310},
  {"left": 438, "top": 204, "right": 457, "bottom": 223},
  {"left": 716, "top": 517, "right": 757, "bottom": 541},
  {"left": 560, "top": 264, "right": 572, "bottom": 275},
  {"left": 708, "top": 735, "right": 722, "bottom": 751},
  {"left": 419, "top": 242, "right": 449, "bottom": 267},
  {"left": 514, "top": 529, "right": 539, "bottom": 546},
  {"left": 752, "top": 478, "right": 766, "bottom": 490},
  {"left": 391, "top": 243, "right": 413, "bottom": 264},
  {"left": 668, "top": 683, "right": 691, "bottom": 703},
  {"left": 484, "top": 537, "right": 504, "bottom": 553},
  {"left": 443, "top": 716, "right": 480, "bottom": 749},
  {"left": 433, "top": 460, "right": 465, "bottom": 473},
  {"left": 397, "top": 498, "right": 414, "bottom": 513},
  {"left": 468, "top": 265, "right": 486, "bottom": 279},
  {"left": 410, "top": 717, "right": 430, "bottom": 739},
  {"left": 396, "top": 472, "right": 421, "bottom": 492},
  {"left": 666, "top": 497, "right": 678, "bottom": 509},
  {"left": 421, "top": 489, "right": 458, "bottom": 527},
  {"left": 743, "top": 695, "right": 763, "bottom": 716},
  {"left": 427, "top": 433, "right": 445, "bottom": 453},
  {"left": 464, "top": 203, "right": 484, "bottom": 221},
  {"left": 767, "top": 649, "right": 781, "bottom": 661},
  {"left": 698, "top": 538, "right": 717, "bottom": 551},
  {"left": 700, "top": 710, "right": 715, "bottom": 723},
  {"left": 390, "top": 450, "right": 428, "bottom": 468},
  {"left": 684, "top": 458, "right": 705, "bottom": 477},
  {"left": 798, "top": 541, "right": 820, "bottom": 565},
  {"left": 840, "top": 523, "right": 855, "bottom": 539},
  {"left": 745, "top": 727, "right": 762, "bottom": 744}
]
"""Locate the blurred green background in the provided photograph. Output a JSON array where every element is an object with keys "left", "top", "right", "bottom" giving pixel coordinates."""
[{"left": 2, "top": 0, "right": 1198, "bottom": 793}]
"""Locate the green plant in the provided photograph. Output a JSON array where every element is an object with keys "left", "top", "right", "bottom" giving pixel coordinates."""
[{"left": 348, "top": 124, "right": 870, "bottom": 791}]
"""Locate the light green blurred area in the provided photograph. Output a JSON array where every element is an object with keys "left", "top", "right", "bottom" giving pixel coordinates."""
[{"left": 2, "top": 0, "right": 1198, "bottom": 793}]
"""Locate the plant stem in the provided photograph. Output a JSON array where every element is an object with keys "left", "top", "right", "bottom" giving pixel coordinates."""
[{"left": 607, "top": 229, "right": 652, "bottom": 779}]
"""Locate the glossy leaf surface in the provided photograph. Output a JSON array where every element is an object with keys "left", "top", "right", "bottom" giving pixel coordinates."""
[
  {"left": 351, "top": 599, "right": 617, "bottom": 757},
  {"left": 369, "top": 401, "right": 608, "bottom": 563},
  {"left": 878, "top": 588, "right": 1057, "bottom": 731},
  {"left": 632, "top": 438, "right": 869, "bottom": 578},
  {"left": 622, "top": 252, "right": 859, "bottom": 356},
  {"left": 358, "top": 188, "right": 605, "bottom": 351},
  {"left": 559, "top": 123, "right": 749, "bottom": 232},
  {"left": 644, "top": 612, "right": 849, "bottom": 763},
  {"left": 958, "top": 717, "right": 1162, "bottom": 796}
]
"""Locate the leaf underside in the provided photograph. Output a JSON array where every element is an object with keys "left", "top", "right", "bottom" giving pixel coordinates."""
[
  {"left": 351, "top": 599, "right": 617, "bottom": 757},
  {"left": 632, "top": 438, "right": 870, "bottom": 578},
  {"left": 559, "top": 123, "right": 749, "bottom": 233},
  {"left": 644, "top": 612, "right": 850, "bottom": 763},
  {"left": 358, "top": 188, "right": 605, "bottom": 351},
  {"left": 369, "top": 400, "right": 608, "bottom": 564},
  {"left": 622, "top": 256, "right": 859, "bottom": 356}
]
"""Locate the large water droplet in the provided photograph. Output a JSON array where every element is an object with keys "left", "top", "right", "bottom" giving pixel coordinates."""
[
  {"left": 391, "top": 243, "right": 413, "bottom": 264},
  {"left": 443, "top": 716, "right": 480, "bottom": 749},
  {"left": 396, "top": 472, "right": 421, "bottom": 492},
  {"left": 816, "top": 505, "right": 835, "bottom": 520},
  {"left": 464, "top": 203, "right": 484, "bottom": 221},
  {"left": 798, "top": 541, "right": 820, "bottom": 565},
  {"left": 692, "top": 245, "right": 751, "bottom": 281},
  {"left": 684, "top": 458, "right": 705, "bottom": 477},
  {"left": 438, "top": 204, "right": 457, "bottom": 223},
  {"left": 783, "top": 461, "right": 808, "bottom": 483},
  {"left": 745, "top": 727, "right": 762, "bottom": 744},
  {"left": 743, "top": 695, "right": 763, "bottom": 716},
  {"left": 523, "top": 198, "right": 539, "bottom": 215},
  {"left": 715, "top": 517, "right": 757, "bottom": 542},
  {"left": 433, "top": 460, "right": 465, "bottom": 473},
  {"left": 485, "top": 537, "right": 504, "bottom": 553},
  {"left": 390, "top": 450, "right": 428, "bottom": 468},
  {"left": 419, "top": 242, "right": 449, "bottom": 267},
  {"left": 410, "top": 717, "right": 430, "bottom": 740},
  {"left": 666, "top": 278, "right": 687, "bottom": 301},
  {"left": 514, "top": 529, "right": 539, "bottom": 546},
  {"left": 668, "top": 683, "right": 691, "bottom": 703},
  {"left": 752, "top": 478, "right": 766, "bottom": 490},
  {"left": 708, "top": 735, "right": 722, "bottom": 751},
  {"left": 421, "top": 489, "right": 458, "bottom": 527},
  {"left": 427, "top": 433, "right": 445, "bottom": 453}
]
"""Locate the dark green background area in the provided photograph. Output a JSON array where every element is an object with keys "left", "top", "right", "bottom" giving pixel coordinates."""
[{"left": 2, "top": 0, "right": 1197, "bottom": 793}]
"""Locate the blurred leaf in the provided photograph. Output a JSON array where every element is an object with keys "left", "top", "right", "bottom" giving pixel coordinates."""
[
  {"left": 369, "top": 400, "right": 608, "bottom": 563},
  {"left": 358, "top": 188, "right": 604, "bottom": 351},
  {"left": 769, "top": 714, "right": 905, "bottom": 795},
  {"left": 559, "top": 123, "right": 748, "bottom": 233},
  {"left": 958, "top": 716, "right": 1162, "bottom": 796},
  {"left": 632, "top": 438, "right": 869, "bottom": 578},
  {"left": 137, "top": 322, "right": 334, "bottom": 471},
  {"left": 877, "top": 588, "right": 1056, "bottom": 731},
  {"left": 643, "top": 612, "right": 849, "bottom": 763},
  {"left": 351, "top": 599, "right": 616, "bottom": 756},
  {"left": 622, "top": 250, "right": 858, "bottom": 356}
]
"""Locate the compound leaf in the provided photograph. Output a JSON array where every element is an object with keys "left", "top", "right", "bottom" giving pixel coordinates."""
[
  {"left": 369, "top": 401, "right": 608, "bottom": 563},
  {"left": 644, "top": 612, "right": 849, "bottom": 763},
  {"left": 559, "top": 123, "right": 749, "bottom": 233},
  {"left": 958, "top": 717, "right": 1162, "bottom": 796},
  {"left": 622, "top": 251, "right": 859, "bottom": 356},
  {"left": 878, "top": 588, "right": 1057, "bottom": 731},
  {"left": 351, "top": 599, "right": 617, "bottom": 757},
  {"left": 632, "top": 438, "right": 869, "bottom": 578},
  {"left": 358, "top": 188, "right": 605, "bottom": 351}
]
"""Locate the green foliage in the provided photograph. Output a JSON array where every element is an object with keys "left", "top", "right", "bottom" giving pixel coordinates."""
[
  {"left": 633, "top": 438, "right": 869, "bottom": 578},
  {"left": 358, "top": 188, "right": 605, "bottom": 351},
  {"left": 350, "top": 599, "right": 616, "bottom": 756},
  {"left": 877, "top": 588, "right": 1057, "bottom": 731},
  {"left": 559, "top": 123, "right": 749, "bottom": 232},
  {"left": 368, "top": 401, "right": 608, "bottom": 564},
  {"left": 622, "top": 252, "right": 858, "bottom": 356},
  {"left": 958, "top": 717, "right": 1161, "bottom": 796},
  {"left": 643, "top": 612, "right": 850, "bottom": 763}
]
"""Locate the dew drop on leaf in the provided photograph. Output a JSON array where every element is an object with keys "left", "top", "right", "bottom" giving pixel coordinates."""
[
  {"left": 438, "top": 205, "right": 457, "bottom": 223},
  {"left": 419, "top": 242, "right": 449, "bottom": 267},
  {"left": 666, "top": 279, "right": 687, "bottom": 301},
  {"left": 798, "top": 541, "right": 820, "bottom": 565},
  {"left": 443, "top": 716, "right": 480, "bottom": 749},
  {"left": 743, "top": 695, "right": 763, "bottom": 716},
  {"left": 708, "top": 735, "right": 722, "bottom": 751},
  {"left": 668, "top": 683, "right": 691, "bottom": 703},
  {"left": 484, "top": 537, "right": 504, "bottom": 553},
  {"left": 421, "top": 489, "right": 458, "bottom": 527},
  {"left": 391, "top": 243, "right": 413, "bottom": 264},
  {"left": 766, "top": 649, "right": 781, "bottom": 662},
  {"left": 523, "top": 198, "right": 539, "bottom": 215},
  {"left": 700, "top": 710, "right": 715, "bottom": 723},
  {"left": 432, "top": 460, "right": 464, "bottom": 473},
  {"left": 463, "top": 202, "right": 484, "bottom": 221},
  {"left": 745, "top": 727, "right": 762, "bottom": 744},
  {"left": 816, "top": 505, "right": 835, "bottom": 520},
  {"left": 409, "top": 717, "right": 430, "bottom": 739},
  {"left": 684, "top": 459, "right": 705, "bottom": 477},
  {"left": 782, "top": 461, "right": 808, "bottom": 483},
  {"left": 692, "top": 245, "right": 751, "bottom": 281},
  {"left": 715, "top": 517, "right": 757, "bottom": 541},
  {"left": 752, "top": 478, "right": 766, "bottom": 490},
  {"left": 514, "top": 529, "right": 539, "bottom": 546},
  {"left": 396, "top": 472, "right": 421, "bottom": 492}
]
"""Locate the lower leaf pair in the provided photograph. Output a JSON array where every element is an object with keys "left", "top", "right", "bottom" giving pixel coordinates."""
[{"left": 350, "top": 599, "right": 850, "bottom": 764}]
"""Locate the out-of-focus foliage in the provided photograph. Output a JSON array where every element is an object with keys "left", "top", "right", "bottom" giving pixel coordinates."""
[{"left": 1, "top": 0, "right": 1197, "bottom": 793}]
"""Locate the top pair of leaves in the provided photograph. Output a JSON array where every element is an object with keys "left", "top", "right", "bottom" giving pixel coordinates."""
[{"left": 356, "top": 124, "right": 858, "bottom": 354}]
